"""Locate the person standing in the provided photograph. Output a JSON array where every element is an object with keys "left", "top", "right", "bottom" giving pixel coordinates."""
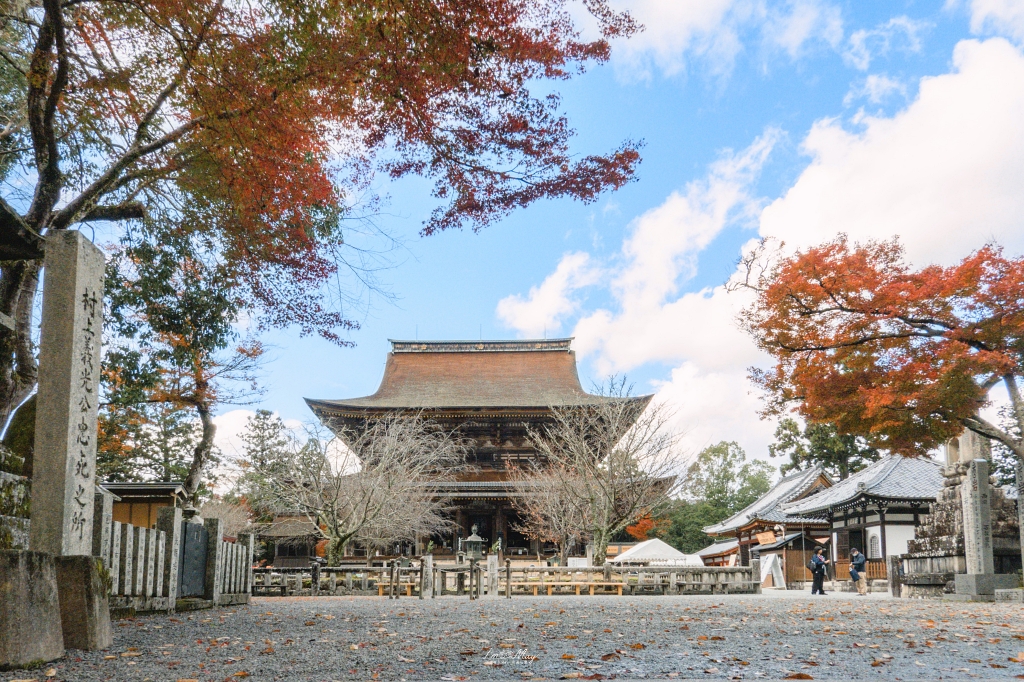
[
  {"left": 850, "top": 548, "right": 868, "bottom": 596},
  {"left": 810, "top": 547, "right": 830, "bottom": 595}
]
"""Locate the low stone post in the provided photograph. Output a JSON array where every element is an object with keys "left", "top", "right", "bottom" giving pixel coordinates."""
[
  {"left": 487, "top": 554, "right": 498, "bottom": 598},
  {"left": 0, "top": 551, "right": 64, "bottom": 667},
  {"left": 750, "top": 558, "right": 761, "bottom": 594},
  {"left": 132, "top": 526, "right": 146, "bottom": 596},
  {"left": 91, "top": 487, "right": 114, "bottom": 565},
  {"left": 204, "top": 517, "right": 224, "bottom": 604},
  {"left": 422, "top": 555, "right": 433, "bottom": 598},
  {"left": 329, "top": 572, "right": 338, "bottom": 595},
  {"left": 109, "top": 522, "right": 122, "bottom": 595},
  {"left": 157, "top": 507, "right": 182, "bottom": 610},
  {"left": 118, "top": 523, "right": 134, "bottom": 596},
  {"left": 237, "top": 532, "right": 254, "bottom": 596},
  {"left": 506, "top": 559, "right": 512, "bottom": 599}
]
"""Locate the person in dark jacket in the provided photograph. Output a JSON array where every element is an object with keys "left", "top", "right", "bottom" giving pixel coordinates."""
[
  {"left": 850, "top": 548, "right": 868, "bottom": 596},
  {"left": 810, "top": 547, "right": 830, "bottom": 595}
]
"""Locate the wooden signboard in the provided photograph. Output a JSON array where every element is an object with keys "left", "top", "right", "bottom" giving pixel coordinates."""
[{"left": 755, "top": 531, "right": 777, "bottom": 546}]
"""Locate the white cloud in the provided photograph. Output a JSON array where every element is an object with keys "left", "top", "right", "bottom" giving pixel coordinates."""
[
  {"left": 762, "top": 0, "right": 843, "bottom": 58},
  {"left": 964, "top": 0, "right": 1024, "bottom": 43},
  {"left": 605, "top": 0, "right": 844, "bottom": 79},
  {"left": 573, "top": 131, "right": 778, "bottom": 372},
  {"left": 496, "top": 252, "right": 601, "bottom": 338},
  {"left": 843, "top": 16, "right": 928, "bottom": 70},
  {"left": 608, "top": 0, "right": 741, "bottom": 79},
  {"left": 763, "top": 38, "right": 1024, "bottom": 265},
  {"left": 212, "top": 408, "right": 303, "bottom": 461},
  {"left": 843, "top": 73, "right": 906, "bottom": 105}
]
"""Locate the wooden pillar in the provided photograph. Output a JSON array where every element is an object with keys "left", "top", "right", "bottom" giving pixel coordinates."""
[{"left": 878, "top": 506, "right": 888, "bottom": 576}]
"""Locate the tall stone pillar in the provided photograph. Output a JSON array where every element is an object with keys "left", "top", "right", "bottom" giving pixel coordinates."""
[
  {"left": 961, "top": 458, "right": 994, "bottom": 576},
  {"left": 23, "top": 231, "right": 111, "bottom": 652},
  {"left": 29, "top": 231, "right": 105, "bottom": 556}
]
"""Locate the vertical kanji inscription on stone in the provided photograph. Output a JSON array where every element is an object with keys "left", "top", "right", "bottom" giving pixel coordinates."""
[{"left": 29, "top": 231, "right": 106, "bottom": 557}]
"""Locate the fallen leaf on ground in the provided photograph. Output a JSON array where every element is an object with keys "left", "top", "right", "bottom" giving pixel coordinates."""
[
  {"left": 560, "top": 673, "right": 583, "bottom": 679},
  {"left": 600, "top": 653, "right": 620, "bottom": 661},
  {"left": 783, "top": 674, "right": 813, "bottom": 680},
  {"left": 704, "top": 668, "right": 719, "bottom": 674},
  {"left": 629, "top": 643, "right": 645, "bottom": 649},
  {"left": 231, "top": 673, "right": 251, "bottom": 678},
  {"left": 562, "top": 654, "right": 576, "bottom": 660}
]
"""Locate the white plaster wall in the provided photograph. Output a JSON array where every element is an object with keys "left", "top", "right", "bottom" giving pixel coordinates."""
[{"left": 883, "top": 525, "right": 917, "bottom": 557}]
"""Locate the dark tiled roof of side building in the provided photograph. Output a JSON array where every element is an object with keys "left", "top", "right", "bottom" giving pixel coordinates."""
[
  {"left": 703, "top": 466, "right": 831, "bottom": 535},
  {"left": 782, "top": 454, "right": 943, "bottom": 516}
]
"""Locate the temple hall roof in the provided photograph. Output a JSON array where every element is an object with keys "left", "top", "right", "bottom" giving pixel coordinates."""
[
  {"left": 782, "top": 454, "right": 943, "bottom": 516},
  {"left": 306, "top": 338, "right": 648, "bottom": 412},
  {"left": 703, "top": 466, "right": 832, "bottom": 536}
]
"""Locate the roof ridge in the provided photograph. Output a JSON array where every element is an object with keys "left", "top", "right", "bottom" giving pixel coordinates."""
[
  {"left": 389, "top": 339, "right": 573, "bottom": 353},
  {"left": 862, "top": 455, "right": 902, "bottom": 491}
]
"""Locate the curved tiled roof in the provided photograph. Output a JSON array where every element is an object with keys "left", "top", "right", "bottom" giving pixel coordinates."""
[
  {"left": 306, "top": 339, "right": 649, "bottom": 411},
  {"left": 782, "top": 454, "right": 943, "bottom": 516},
  {"left": 703, "top": 466, "right": 831, "bottom": 535}
]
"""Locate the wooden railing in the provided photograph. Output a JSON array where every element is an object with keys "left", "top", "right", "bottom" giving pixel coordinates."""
[
  {"left": 834, "top": 558, "right": 887, "bottom": 581},
  {"left": 252, "top": 560, "right": 761, "bottom": 597}
]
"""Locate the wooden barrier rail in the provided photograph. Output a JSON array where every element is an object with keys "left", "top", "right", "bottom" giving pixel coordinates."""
[{"left": 251, "top": 560, "right": 761, "bottom": 597}]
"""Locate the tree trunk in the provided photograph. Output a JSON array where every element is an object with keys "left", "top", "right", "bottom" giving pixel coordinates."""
[
  {"left": 1017, "top": 461, "right": 1024, "bottom": 584},
  {"left": 591, "top": 530, "right": 609, "bottom": 566},
  {"left": 0, "top": 261, "right": 40, "bottom": 432},
  {"left": 182, "top": 401, "right": 216, "bottom": 509},
  {"left": 327, "top": 537, "right": 346, "bottom": 566}
]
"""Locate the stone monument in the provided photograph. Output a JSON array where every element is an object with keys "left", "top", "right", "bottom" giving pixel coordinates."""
[
  {"left": 950, "top": 457, "right": 1017, "bottom": 599},
  {"left": 30, "top": 231, "right": 105, "bottom": 557},
  {"left": 899, "top": 429, "right": 1019, "bottom": 600},
  {"left": 1, "top": 231, "right": 112, "bottom": 667}
]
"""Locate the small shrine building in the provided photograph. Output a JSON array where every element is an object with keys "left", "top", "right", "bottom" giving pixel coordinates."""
[{"left": 305, "top": 338, "right": 650, "bottom": 556}]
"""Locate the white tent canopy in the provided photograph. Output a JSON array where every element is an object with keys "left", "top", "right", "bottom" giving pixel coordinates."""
[{"left": 608, "top": 539, "right": 704, "bottom": 566}]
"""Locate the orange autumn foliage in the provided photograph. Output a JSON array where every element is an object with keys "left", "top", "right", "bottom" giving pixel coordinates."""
[
  {"left": 625, "top": 515, "right": 668, "bottom": 542},
  {"left": 4, "top": 0, "right": 642, "bottom": 342},
  {"left": 737, "top": 237, "right": 1024, "bottom": 459}
]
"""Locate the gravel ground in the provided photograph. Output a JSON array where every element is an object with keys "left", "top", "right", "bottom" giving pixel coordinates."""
[{"left": 6, "top": 591, "right": 1024, "bottom": 681}]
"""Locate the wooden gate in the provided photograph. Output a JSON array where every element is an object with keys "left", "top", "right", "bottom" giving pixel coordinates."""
[{"left": 178, "top": 521, "right": 208, "bottom": 598}]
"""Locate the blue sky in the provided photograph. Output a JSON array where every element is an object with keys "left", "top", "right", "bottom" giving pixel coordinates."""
[{"left": 215, "top": 0, "right": 1024, "bottom": 464}]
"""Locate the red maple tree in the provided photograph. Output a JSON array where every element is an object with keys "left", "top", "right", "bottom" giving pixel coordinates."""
[
  {"left": 736, "top": 237, "right": 1024, "bottom": 463},
  {"left": 0, "top": 0, "right": 642, "bottom": 420}
]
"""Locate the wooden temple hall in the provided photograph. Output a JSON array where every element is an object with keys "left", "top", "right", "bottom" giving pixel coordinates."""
[{"left": 306, "top": 338, "right": 648, "bottom": 557}]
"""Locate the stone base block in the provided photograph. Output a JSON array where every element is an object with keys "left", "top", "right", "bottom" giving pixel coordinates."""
[
  {"left": 995, "top": 588, "right": 1024, "bottom": 602},
  {"left": 55, "top": 556, "right": 112, "bottom": 651},
  {"left": 0, "top": 550, "right": 64, "bottom": 669},
  {"left": 954, "top": 573, "right": 1019, "bottom": 596},
  {"left": 944, "top": 593, "right": 995, "bottom": 602}
]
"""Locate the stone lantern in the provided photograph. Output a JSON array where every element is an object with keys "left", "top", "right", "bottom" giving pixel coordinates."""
[{"left": 465, "top": 525, "right": 484, "bottom": 561}]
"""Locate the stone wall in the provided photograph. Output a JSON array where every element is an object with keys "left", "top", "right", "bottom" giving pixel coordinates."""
[{"left": 0, "top": 456, "right": 30, "bottom": 550}]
